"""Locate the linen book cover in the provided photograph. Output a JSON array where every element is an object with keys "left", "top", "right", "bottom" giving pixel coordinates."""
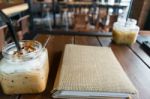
[{"left": 52, "top": 44, "right": 137, "bottom": 99}]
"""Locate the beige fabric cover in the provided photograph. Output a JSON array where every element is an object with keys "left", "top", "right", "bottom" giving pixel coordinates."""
[{"left": 53, "top": 44, "right": 137, "bottom": 95}]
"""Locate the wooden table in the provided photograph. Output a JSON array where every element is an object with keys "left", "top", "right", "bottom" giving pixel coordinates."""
[{"left": 0, "top": 32, "right": 150, "bottom": 99}]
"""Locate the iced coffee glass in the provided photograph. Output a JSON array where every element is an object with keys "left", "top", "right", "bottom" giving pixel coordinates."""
[
  {"left": 112, "top": 18, "right": 139, "bottom": 45},
  {"left": 0, "top": 40, "right": 49, "bottom": 94}
]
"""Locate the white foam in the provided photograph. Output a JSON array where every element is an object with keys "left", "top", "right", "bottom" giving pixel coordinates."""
[{"left": 0, "top": 49, "right": 48, "bottom": 74}]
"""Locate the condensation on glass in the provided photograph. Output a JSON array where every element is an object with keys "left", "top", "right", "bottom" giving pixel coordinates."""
[
  {"left": 112, "top": 17, "right": 140, "bottom": 45},
  {"left": 0, "top": 40, "right": 49, "bottom": 94}
]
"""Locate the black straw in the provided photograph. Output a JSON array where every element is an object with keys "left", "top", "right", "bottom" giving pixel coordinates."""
[{"left": 0, "top": 10, "right": 21, "bottom": 51}]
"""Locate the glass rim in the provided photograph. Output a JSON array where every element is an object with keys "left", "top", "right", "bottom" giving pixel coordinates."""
[{"left": 2, "top": 40, "right": 42, "bottom": 62}]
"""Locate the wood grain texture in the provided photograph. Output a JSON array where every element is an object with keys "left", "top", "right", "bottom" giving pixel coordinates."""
[
  {"left": 75, "top": 36, "right": 100, "bottom": 46},
  {"left": 98, "top": 37, "right": 150, "bottom": 99},
  {"left": 130, "top": 43, "right": 150, "bottom": 68},
  {"left": 132, "top": 31, "right": 150, "bottom": 67}
]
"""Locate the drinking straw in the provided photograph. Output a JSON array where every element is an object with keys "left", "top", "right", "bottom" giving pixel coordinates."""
[
  {"left": 0, "top": 10, "right": 21, "bottom": 51},
  {"left": 126, "top": 0, "right": 133, "bottom": 20}
]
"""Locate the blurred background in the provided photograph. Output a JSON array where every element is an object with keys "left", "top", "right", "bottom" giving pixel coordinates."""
[{"left": 0, "top": 0, "right": 149, "bottom": 49}]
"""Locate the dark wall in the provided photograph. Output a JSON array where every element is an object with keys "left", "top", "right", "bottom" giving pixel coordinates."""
[
  {"left": 144, "top": 10, "right": 150, "bottom": 30},
  {"left": 130, "top": 0, "right": 144, "bottom": 22}
]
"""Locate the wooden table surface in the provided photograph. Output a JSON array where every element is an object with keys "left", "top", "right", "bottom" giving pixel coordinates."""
[{"left": 0, "top": 32, "right": 150, "bottom": 99}]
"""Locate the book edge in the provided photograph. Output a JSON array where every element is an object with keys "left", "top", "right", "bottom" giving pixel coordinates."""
[
  {"left": 52, "top": 90, "right": 131, "bottom": 98},
  {"left": 52, "top": 45, "right": 67, "bottom": 92}
]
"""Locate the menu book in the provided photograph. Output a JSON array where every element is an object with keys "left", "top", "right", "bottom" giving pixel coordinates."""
[{"left": 52, "top": 44, "right": 137, "bottom": 99}]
